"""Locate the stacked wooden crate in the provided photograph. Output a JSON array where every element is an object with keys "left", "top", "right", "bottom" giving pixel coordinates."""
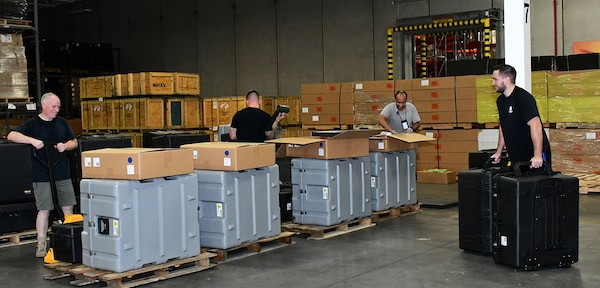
[
  {"left": 80, "top": 72, "right": 201, "bottom": 146},
  {"left": 261, "top": 96, "right": 302, "bottom": 137},
  {"left": 0, "top": 33, "right": 29, "bottom": 101}
]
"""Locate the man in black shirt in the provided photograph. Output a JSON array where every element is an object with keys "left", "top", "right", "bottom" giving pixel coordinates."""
[
  {"left": 229, "top": 90, "right": 285, "bottom": 142},
  {"left": 8, "top": 92, "right": 78, "bottom": 257},
  {"left": 490, "top": 64, "right": 551, "bottom": 169}
]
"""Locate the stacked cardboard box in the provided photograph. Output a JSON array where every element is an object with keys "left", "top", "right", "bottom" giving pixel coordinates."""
[
  {"left": 411, "top": 77, "right": 456, "bottom": 124},
  {"left": 531, "top": 71, "right": 549, "bottom": 123},
  {"left": 547, "top": 70, "right": 600, "bottom": 123},
  {"left": 352, "top": 80, "right": 395, "bottom": 125},
  {"left": 0, "top": 34, "right": 28, "bottom": 100},
  {"left": 475, "top": 75, "right": 498, "bottom": 123},
  {"left": 454, "top": 76, "right": 477, "bottom": 123},
  {"left": 436, "top": 129, "right": 480, "bottom": 173},
  {"left": 416, "top": 130, "right": 439, "bottom": 171},
  {"left": 550, "top": 129, "right": 600, "bottom": 174},
  {"left": 300, "top": 83, "right": 353, "bottom": 127}
]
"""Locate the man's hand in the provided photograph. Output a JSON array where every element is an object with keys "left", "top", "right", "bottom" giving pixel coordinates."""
[
  {"left": 490, "top": 152, "right": 502, "bottom": 164},
  {"left": 55, "top": 142, "right": 67, "bottom": 153},
  {"left": 530, "top": 155, "right": 544, "bottom": 169},
  {"left": 30, "top": 138, "right": 44, "bottom": 150},
  {"left": 275, "top": 112, "right": 285, "bottom": 123},
  {"left": 406, "top": 128, "right": 413, "bottom": 133}
]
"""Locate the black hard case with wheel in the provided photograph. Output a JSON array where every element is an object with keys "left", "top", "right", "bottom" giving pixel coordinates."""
[
  {"left": 458, "top": 159, "right": 509, "bottom": 254},
  {"left": 49, "top": 222, "right": 83, "bottom": 263},
  {"left": 0, "top": 202, "right": 37, "bottom": 234},
  {"left": 142, "top": 130, "right": 210, "bottom": 148},
  {"left": 0, "top": 140, "right": 34, "bottom": 204},
  {"left": 492, "top": 163, "right": 579, "bottom": 270}
]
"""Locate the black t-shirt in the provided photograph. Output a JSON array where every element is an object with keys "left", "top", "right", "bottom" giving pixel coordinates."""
[
  {"left": 230, "top": 107, "right": 272, "bottom": 142},
  {"left": 15, "top": 115, "right": 76, "bottom": 182},
  {"left": 497, "top": 86, "right": 551, "bottom": 163}
]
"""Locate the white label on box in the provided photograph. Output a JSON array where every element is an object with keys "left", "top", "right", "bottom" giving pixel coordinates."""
[
  {"left": 216, "top": 203, "right": 223, "bottom": 217},
  {"left": 420, "top": 79, "right": 429, "bottom": 87},
  {"left": 318, "top": 148, "right": 325, "bottom": 156},
  {"left": 192, "top": 150, "right": 198, "bottom": 159},
  {"left": 127, "top": 164, "right": 135, "bottom": 175},
  {"left": 212, "top": 101, "right": 218, "bottom": 109},
  {"left": 322, "top": 187, "right": 329, "bottom": 200},
  {"left": 84, "top": 157, "right": 92, "bottom": 167},
  {"left": 286, "top": 203, "right": 292, "bottom": 211},
  {"left": 92, "top": 157, "right": 101, "bottom": 167},
  {"left": 112, "top": 220, "right": 119, "bottom": 236},
  {"left": 370, "top": 176, "right": 377, "bottom": 188},
  {"left": 312, "top": 115, "right": 319, "bottom": 121},
  {"left": 378, "top": 141, "right": 385, "bottom": 149},
  {"left": 586, "top": 132, "right": 597, "bottom": 140},
  {"left": 7, "top": 103, "right": 16, "bottom": 110},
  {"left": 500, "top": 235, "right": 508, "bottom": 247},
  {"left": 302, "top": 107, "right": 309, "bottom": 113},
  {"left": 425, "top": 132, "right": 435, "bottom": 138},
  {"left": 355, "top": 83, "right": 363, "bottom": 90},
  {"left": 1, "top": 34, "right": 11, "bottom": 43},
  {"left": 26, "top": 103, "right": 37, "bottom": 110},
  {"left": 223, "top": 157, "right": 231, "bottom": 166}
]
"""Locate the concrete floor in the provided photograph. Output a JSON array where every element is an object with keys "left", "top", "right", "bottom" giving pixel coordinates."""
[{"left": 0, "top": 183, "right": 599, "bottom": 288}]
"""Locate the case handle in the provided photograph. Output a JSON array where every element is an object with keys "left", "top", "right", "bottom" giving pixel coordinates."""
[{"left": 512, "top": 161, "right": 553, "bottom": 177}]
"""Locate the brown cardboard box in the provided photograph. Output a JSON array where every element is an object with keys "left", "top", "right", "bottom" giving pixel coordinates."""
[
  {"left": 301, "top": 83, "right": 341, "bottom": 94},
  {"left": 411, "top": 89, "right": 455, "bottom": 101},
  {"left": 300, "top": 113, "right": 353, "bottom": 125},
  {"left": 395, "top": 79, "right": 412, "bottom": 91},
  {"left": 416, "top": 152, "right": 439, "bottom": 164},
  {"left": 339, "top": 92, "right": 354, "bottom": 103},
  {"left": 301, "top": 103, "right": 354, "bottom": 115},
  {"left": 418, "top": 111, "right": 457, "bottom": 123},
  {"left": 267, "top": 130, "right": 378, "bottom": 159},
  {"left": 369, "top": 132, "right": 436, "bottom": 152},
  {"left": 437, "top": 129, "right": 480, "bottom": 141},
  {"left": 81, "top": 148, "right": 193, "bottom": 180},
  {"left": 455, "top": 87, "right": 477, "bottom": 99},
  {"left": 412, "top": 99, "right": 456, "bottom": 112},
  {"left": 454, "top": 75, "right": 478, "bottom": 88},
  {"left": 457, "top": 109, "right": 477, "bottom": 123},
  {"left": 180, "top": 142, "right": 275, "bottom": 171},
  {"left": 412, "top": 77, "right": 455, "bottom": 90},
  {"left": 353, "top": 80, "right": 394, "bottom": 92},
  {"left": 301, "top": 93, "right": 341, "bottom": 105},
  {"left": 417, "top": 170, "right": 456, "bottom": 184}
]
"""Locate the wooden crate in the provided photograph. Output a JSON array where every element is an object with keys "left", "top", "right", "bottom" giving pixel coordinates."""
[
  {"left": 202, "top": 96, "right": 245, "bottom": 130},
  {"left": 104, "top": 99, "right": 120, "bottom": 130},
  {"left": 184, "top": 97, "right": 202, "bottom": 129},
  {"left": 281, "top": 126, "right": 302, "bottom": 137},
  {"left": 275, "top": 96, "right": 300, "bottom": 126},
  {"left": 166, "top": 98, "right": 185, "bottom": 129},
  {"left": 139, "top": 98, "right": 165, "bottom": 129},
  {"left": 113, "top": 74, "right": 129, "bottom": 96},
  {"left": 174, "top": 73, "right": 200, "bottom": 95},
  {"left": 129, "top": 73, "right": 142, "bottom": 96},
  {"left": 140, "top": 72, "right": 174, "bottom": 95},
  {"left": 80, "top": 102, "right": 89, "bottom": 131},
  {"left": 81, "top": 76, "right": 113, "bottom": 99},
  {"left": 119, "top": 98, "right": 140, "bottom": 130},
  {"left": 86, "top": 100, "right": 107, "bottom": 130},
  {"left": 262, "top": 96, "right": 275, "bottom": 115}
]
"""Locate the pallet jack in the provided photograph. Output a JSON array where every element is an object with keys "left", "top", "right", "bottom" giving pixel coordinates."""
[{"left": 33, "top": 144, "right": 83, "bottom": 264}]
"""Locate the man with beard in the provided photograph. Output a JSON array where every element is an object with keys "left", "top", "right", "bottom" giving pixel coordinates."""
[{"left": 489, "top": 64, "right": 551, "bottom": 169}]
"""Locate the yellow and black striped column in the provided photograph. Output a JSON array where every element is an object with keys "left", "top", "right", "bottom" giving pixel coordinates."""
[
  {"left": 420, "top": 34, "right": 427, "bottom": 78},
  {"left": 387, "top": 28, "right": 394, "bottom": 80},
  {"left": 482, "top": 18, "right": 491, "bottom": 58}
]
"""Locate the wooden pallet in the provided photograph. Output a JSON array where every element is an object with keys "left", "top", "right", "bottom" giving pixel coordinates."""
[
  {"left": 281, "top": 217, "right": 375, "bottom": 240},
  {"left": 555, "top": 122, "right": 600, "bottom": 129},
  {"left": 352, "top": 124, "right": 383, "bottom": 130},
  {"left": 201, "top": 231, "right": 295, "bottom": 262},
  {"left": 44, "top": 252, "right": 217, "bottom": 288},
  {"left": 0, "top": 18, "right": 31, "bottom": 27},
  {"left": 0, "top": 229, "right": 37, "bottom": 248},
  {"left": 371, "top": 203, "right": 421, "bottom": 223},
  {"left": 564, "top": 173, "right": 600, "bottom": 194},
  {"left": 1, "top": 98, "right": 32, "bottom": 103}
]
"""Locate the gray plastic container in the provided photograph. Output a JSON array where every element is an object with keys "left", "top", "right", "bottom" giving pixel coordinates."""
[
  {"left": 291, "top": 157, "right": 371, "bottom": 226},
  {"left": 369, "top": 150, "right": 417, "bottom": 211},
  {"left": 195, "top": 165, "right": 281, "bottom": 249},
  {"left": 80, "top": 174, "right": 200, "bottom": 272}
]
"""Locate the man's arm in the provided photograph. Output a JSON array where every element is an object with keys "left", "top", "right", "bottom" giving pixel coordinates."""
[
  {"left": 378, "top": 114, "right": 395, "bottom": 133},
  {"left": 56, "top": 139, "right": 78, "bottom": 153},
  {"left": 491, "top": 127, "right": 505, "bottom": 164},
  {"left": 412, "top": 121, "right": 420, "bottom": 130},
  {"left": 7, "top": 130, "right": 44, "bottom": 149},
  {"left": 527, "top": 116, "right": 544, "bottom": 168},
  {"left": 229, "top": 127, "right": 237, "bottom": 141}
]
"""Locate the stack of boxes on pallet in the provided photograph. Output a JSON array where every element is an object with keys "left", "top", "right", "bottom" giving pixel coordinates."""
[
  {"left": 352, "top": 80, "right": 395, "bottom": 126},
  {"left": 80, "top": 72, "right": 201, "bottom": 147},
  {"left": 0, "top": 33, "right": 28, "bottom": 100},
  {"left": 299, "top": 83, "right": 354, "bottom": 129},
  {"left": 411, "top": 77, "right": 457, "bottom": 126},
  {"left": 550, "top": 129, "right": 600, "bottom": 174},
  {"left": 179, "top": 142, "right": 281, "bottom": 249},
  {"left": 79, "top": 148, "right": 200, "bottom": 272},
  {"left": 547, "top": 70, "right": 599, "bottom": 123}
]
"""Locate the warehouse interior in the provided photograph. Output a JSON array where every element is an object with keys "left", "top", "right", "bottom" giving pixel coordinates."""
[{"left": 0, "top": 0, "right": 599, "bottom": 287}]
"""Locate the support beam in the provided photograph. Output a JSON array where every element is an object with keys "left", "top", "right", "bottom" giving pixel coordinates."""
[{"left": 504, "top": 0, "right": 531, "bottom": 92}]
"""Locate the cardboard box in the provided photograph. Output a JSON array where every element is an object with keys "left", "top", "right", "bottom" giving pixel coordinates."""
[
  {"left": 81, "top": 148, "right": 193, "bottom": 180},
  {"left": 301, "top": 103, "right": 353, "bottom": 114},
  {"left": 369, "top": 132, "right": 436, "bottom": 152},
  {"left": 180, "top": 142, "right": 275, "bottom": 171},
  {"left": 454, "top": 75, "right": 477, "bottom": 88},
  {"left": 301, "top": 93, "right": 342, "bottom": 105},
  {"left": 411, "top": 89, "right": 455, "bottom": 100},
  {"left": 267, "top": 130, "right": 378, "bottom": 159},
  {"left": 418, "top": 111, "right": 457, "bottom": 123},
  {"left": 300, "top": 113, "right": 353, "bottom": 125},
  {"left": 395, "top": 79, "right": 412, "bottom": 91},
  {"left": 301, "top": 83, "right": 341, "bottom": 94},
  {"left": 412, "top": 99, "right": 456, "bottom": 112},
  {"left": 455, "top": 87, "right": 477, "bottom": 99},
  {"left": 417, "top": 170, "right": 456, "bottom": 184},
  {"left": 353, "top": 80, "right": 394, "bottom": 92},
  {"left": 412, "top": 77, "right": 455, "bottom": 90}
]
